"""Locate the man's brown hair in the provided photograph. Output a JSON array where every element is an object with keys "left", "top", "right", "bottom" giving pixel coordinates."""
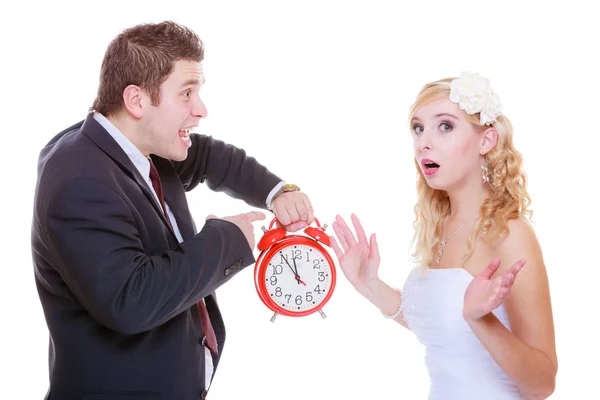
[{"left": 91, "top": 21, "right": 204, "bottom": 117}]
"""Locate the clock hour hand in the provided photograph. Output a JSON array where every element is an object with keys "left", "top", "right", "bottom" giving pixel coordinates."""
[
  {"left": 283, "top": 256, "right": 306, "bottom": 286},
  {"left": 292, "top": 256, "right": 306, "bottom": 286}
]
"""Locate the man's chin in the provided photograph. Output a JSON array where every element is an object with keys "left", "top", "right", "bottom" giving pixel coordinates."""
[
  {"left": 170, "top": 151, "right": 189, "bottom": 162},
  {"left": 151, "top": 149, "right": 188, "bottom": 162}
]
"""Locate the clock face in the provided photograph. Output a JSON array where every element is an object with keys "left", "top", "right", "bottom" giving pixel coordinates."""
[{"left": 263, "top": 243, "right": 334, "bottom": 313}]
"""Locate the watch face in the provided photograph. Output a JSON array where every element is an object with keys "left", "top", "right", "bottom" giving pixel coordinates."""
[{"left": 263, "top": 243, "right": 333, "bottom": 313}]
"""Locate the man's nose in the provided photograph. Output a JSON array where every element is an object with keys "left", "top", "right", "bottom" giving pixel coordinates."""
[{"left": 191, "top": 98, "right": 207, "bottom": 118}]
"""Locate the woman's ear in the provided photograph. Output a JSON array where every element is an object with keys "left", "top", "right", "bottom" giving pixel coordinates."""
[{"left": 480, "top": 126, "right": 498, "bottom": 155}]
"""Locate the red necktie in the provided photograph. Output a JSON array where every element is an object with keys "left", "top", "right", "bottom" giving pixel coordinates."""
[{"left": 148, "top": 159, "right": 218, "bottom": 355}]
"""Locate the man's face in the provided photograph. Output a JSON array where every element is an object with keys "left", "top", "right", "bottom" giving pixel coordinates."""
[{"left": 142, "top": 60, "right": 207, "bottom": 161}]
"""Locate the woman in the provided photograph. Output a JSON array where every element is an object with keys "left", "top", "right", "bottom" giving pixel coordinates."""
[{"left": 330, "top": 72, "right": 557, "bottom": 399}]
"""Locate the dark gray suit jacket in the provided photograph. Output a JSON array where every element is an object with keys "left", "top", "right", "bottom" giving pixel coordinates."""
[{"left": 31, "top": 113, "right": 282, "bottom": 399}]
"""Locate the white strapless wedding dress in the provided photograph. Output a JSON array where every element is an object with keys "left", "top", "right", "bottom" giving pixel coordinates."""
[{"left": 400, "top": 267, "right": 522, "bottom": 399}]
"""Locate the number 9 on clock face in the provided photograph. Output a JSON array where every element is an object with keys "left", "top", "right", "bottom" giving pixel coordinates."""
[{"left": 256, "top": 240, "right": 336, "bottom": 317}]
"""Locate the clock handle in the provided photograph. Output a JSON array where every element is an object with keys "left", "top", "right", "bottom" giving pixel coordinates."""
[
  {"left": 267, "top": 217, "right": 280, "bottom": 230},
  {"left": 264, "top": 216, "right": 331, "bottom": 246},
  {"left": 267, "top": 216, "right": 326, "bottom": 230}
]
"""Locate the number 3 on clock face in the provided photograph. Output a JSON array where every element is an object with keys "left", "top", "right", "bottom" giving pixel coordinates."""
[{"left": 259, "top": 241, "right": 336, "bottom": 317}]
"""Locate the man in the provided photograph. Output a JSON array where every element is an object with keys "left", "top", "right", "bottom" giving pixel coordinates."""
[{"left": 31, "top": 21, "right": 313, "bottom": 400}]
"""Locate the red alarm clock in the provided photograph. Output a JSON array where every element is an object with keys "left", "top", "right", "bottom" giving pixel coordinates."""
[{"left": 254, "top": 216, "right": 336, "bottom": 322}]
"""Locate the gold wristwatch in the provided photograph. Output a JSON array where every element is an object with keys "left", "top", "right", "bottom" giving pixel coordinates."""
[
  {"left": 275, "top": 183, "right": 300, "bottom": 198},
  {"left": 270, "top": 183, "right": 300, "bottom": 209}
]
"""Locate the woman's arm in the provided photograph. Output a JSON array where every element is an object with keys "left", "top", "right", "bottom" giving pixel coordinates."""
[
  {"left": 465, "top": 219, "right": 557, "bottom": 399},
  {"left": 330, "top": 214, "right": 409, "bottom": 328},
  {"left": 357, "top": 278, "right": 409, "bottom": 328}
]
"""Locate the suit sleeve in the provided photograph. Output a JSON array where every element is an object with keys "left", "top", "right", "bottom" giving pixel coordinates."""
[
  {"left": 172, "top": 134, "right": 283, "bottom": 209},
  {"left": 44, "top": 178, "right": 254, "bottom": 335}
]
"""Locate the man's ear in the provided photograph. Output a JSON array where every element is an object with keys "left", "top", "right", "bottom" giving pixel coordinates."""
[
  {"left": 480, "top": 126, "right": 498, "bottom": 155},
  {"left": 122, "top": 85, "right": 145, "bottom": 119}
]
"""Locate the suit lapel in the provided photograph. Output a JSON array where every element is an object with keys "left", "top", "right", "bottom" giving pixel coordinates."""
[
  {"left": 150, "top": 156, "right": 196, "bottom": 240},
  {"left": 81, "top": 113, "right": 175, "bottom": 234}
]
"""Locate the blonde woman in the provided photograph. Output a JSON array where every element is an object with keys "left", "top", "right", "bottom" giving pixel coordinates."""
[{"left": 331, "top": 72, "right": 557, "bottom": 399}]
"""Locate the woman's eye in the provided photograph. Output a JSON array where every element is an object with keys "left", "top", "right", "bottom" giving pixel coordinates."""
[
  {"left": 413, "top": 125, "right": 424, "bottom": 134},
  {"left": 440, "top": 123, "right": 453, "bottom": 132}
]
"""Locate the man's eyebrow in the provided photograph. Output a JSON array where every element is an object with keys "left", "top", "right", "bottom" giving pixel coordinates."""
[{"left": 180, "top": 78, "right": 201, "bottom": 87}]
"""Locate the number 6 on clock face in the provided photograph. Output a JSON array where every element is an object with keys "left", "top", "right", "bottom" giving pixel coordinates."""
[{"left": 254, "top": 217, "right": 337, "bottom": 319}]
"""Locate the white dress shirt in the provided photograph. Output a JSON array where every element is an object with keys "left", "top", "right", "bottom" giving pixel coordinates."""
[{"left": 93, "top": 112, "right": 283, "bottom": 389}]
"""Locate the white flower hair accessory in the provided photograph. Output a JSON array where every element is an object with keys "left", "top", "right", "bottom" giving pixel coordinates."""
[{"left": 448, "top": 72, "right": 502, "bottom": 125}]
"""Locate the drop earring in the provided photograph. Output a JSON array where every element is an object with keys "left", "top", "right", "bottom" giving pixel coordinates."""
[{"left": 481, "top": 159, "right": 491, "bottom": 183}]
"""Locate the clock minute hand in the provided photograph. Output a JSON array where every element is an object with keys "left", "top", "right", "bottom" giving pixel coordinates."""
[
  {"left": 292, "top": 256, "right": 306, "bottom": 286},
  {"left": 282, "top": 257, "right": 298, "bottom": 279}
]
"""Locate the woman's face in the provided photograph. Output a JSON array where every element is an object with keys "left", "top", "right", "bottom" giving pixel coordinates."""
[{"left": 411, "top": 97, "right": 489, "bottom": 192}]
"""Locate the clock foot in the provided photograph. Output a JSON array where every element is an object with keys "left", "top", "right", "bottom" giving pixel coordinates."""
[
  {"left": 318, "top": 309, "right": 327, "bottom": 319},
  {"left": 270, "top": 312, "right": 279, "bottom": 322}
]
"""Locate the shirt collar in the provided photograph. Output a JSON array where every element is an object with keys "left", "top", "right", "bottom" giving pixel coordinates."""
[{"left": 93, "top": 112, "right": 150, "bottom": 179}]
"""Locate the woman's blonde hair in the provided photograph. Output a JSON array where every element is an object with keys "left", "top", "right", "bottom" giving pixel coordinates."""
[{"left": 409, "top": 78, "right": 532, "bottom": 267}]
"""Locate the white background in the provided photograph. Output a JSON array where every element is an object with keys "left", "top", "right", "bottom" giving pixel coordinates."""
[{"left": 1, "top": 0, "right": 597, "bottom": 399}]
